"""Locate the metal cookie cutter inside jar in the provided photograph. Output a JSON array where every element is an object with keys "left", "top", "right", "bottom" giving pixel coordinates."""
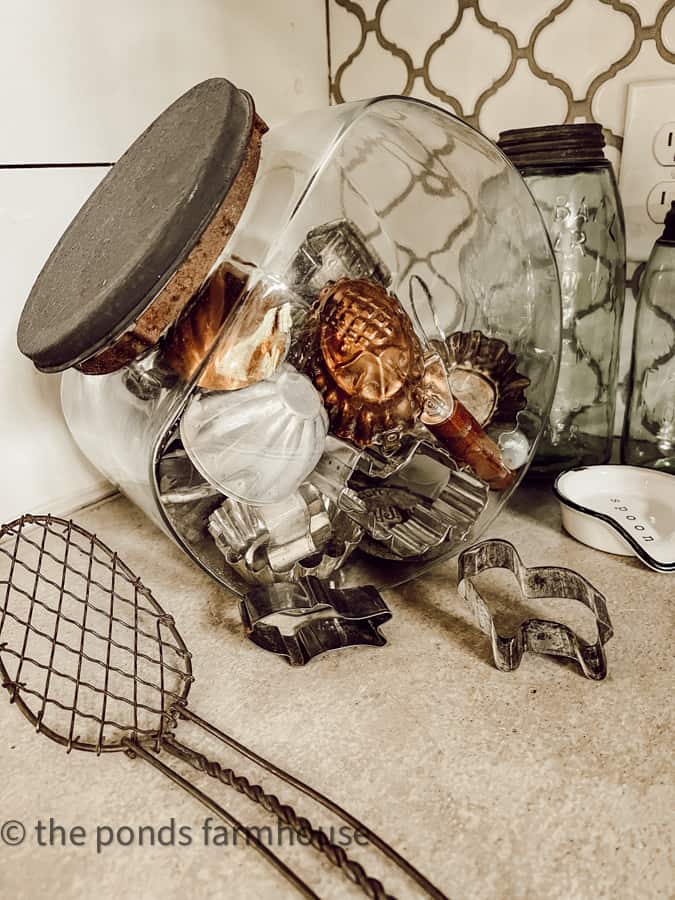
[{"left": 18, "top": 77, "right": 562, "bottom": 599}]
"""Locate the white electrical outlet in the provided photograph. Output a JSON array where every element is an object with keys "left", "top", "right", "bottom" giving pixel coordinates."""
[
  {"left": 647, "top": 182, "right": 675, "bottom": 223},
  {"left": 619, "top": 80, "right": 675, "bottom": 262},
  {"left": 653, "top": 121, "right": 675, "bottom": 166}
]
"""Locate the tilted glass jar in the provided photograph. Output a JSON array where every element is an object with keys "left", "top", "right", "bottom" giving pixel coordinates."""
[
  {"left": 622, "top": 202, "right": 675, "bottom": 471},
  {"left": 18, "top": 79, "right": 561, "bottom": 597},
  {"left": 499, "top": 124, "right": 626, "bottom": 475}
]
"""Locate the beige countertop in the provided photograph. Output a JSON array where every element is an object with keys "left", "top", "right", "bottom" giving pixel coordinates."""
[{"left": 0, "top": 484, "right": 673, "bottom": 900}]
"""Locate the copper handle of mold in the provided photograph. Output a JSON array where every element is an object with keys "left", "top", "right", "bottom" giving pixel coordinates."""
[{"left": 426, "top": 398, "right": 514, "bottom": 491}]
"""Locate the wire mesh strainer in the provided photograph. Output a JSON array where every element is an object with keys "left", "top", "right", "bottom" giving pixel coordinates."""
[{"left": 0, "top": 514, "right": 447, "bottom": 900}]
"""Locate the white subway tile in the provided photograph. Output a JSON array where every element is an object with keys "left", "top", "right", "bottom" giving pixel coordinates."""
[
  {"left": 1, "top": 167, "right": 112, "bottom": 521},
  {"left": 0, "top": 0, "right": 327, "bottom": 164}
]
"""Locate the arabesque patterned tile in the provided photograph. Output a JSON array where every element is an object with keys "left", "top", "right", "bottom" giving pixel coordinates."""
[
  {"left": 478, "top": 57, "right": 568, "bottom": 139},
  {"left": 379, "top": 0, "right": 460, "bottom": 70},
  {"left": 532, "top": 0, "right": 637, "bottom": 100},
  {"left": 339, "top": 28, "right": 410, "bottom": 97},
  {"left": 623, "top": 0, "right": 671, "bottom": 25},
  {"left": 478, "top": 0, "right": 561, "bottom": 47},
  {"left": 662, "top": 4, "right": 675, "bottom": 51},
  {"left": 426, "top": 6, "right": 512, "bottom": 116},
  {"left": 327, "top": 0, "right": 675, "bottom": 156}
]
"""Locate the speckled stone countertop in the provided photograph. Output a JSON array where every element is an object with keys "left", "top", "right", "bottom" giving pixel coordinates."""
[{"left": 1, "top": 484, "right": 673, "bottom": 900}]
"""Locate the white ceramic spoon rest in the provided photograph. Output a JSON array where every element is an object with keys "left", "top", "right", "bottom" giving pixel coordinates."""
[{"left": 554, "top": 465, "right": 675, "bottom": 573}]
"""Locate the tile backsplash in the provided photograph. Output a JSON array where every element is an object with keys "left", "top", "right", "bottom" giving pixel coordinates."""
[
  {"left": 326, "top": 0, "right": 675, "bottom": 432},
  {"left": 327, "top": 0, "right": 675, "bottom": 172}
]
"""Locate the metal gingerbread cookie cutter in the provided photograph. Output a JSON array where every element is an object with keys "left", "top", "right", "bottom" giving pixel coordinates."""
[
  {"left": 240, "top": 577, "right": 392, "bottom": 666},
  {"left": 457, "top": 540, "right": 613, "bottom": 680}
]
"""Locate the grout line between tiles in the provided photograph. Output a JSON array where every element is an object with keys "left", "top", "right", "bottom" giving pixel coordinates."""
[
  {"left": 324, "top": 0, "right": 333, "bottom": 104},
  {"left": 0, "top": 163, "right": 113, "bottom": 170}
]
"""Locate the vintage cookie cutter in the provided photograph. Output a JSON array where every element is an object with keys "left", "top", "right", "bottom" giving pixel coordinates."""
[
  {"left": 239, "top": 514, "right": 361, "bottom": 584},
  {"left": 356, "top": 432, "right": 432, "bottom": 479},
  {"left": 220, "top": 513, "right": 361, "bottom": 586},
  {"left": 457, "top": 539, "right": 613, "bottom": 680},
  {"left": 285, "top": 218, "right": 391, "bottom": 300},
  {"left": 308, "top": 436, "right": 367, "bottom": 520},
  {"left": 310, "top": 438, "right": 489, "bottom": 559},
  {"left": 158, "top": 447, "right": 222, "bottom": 505},
  {"left": 310, "top": 435, "right": 453, "bottom": 509},
  {"left": 360, "top": 444, "right": 489, "bottom": 559},
  {"left": 209, "top": 484, "right": 363, "bottom": 585},
  {"left": 209, "top": 484, "right": 331, "bottom": 558},
  {"left": 358, "top": 464, "right": 487, "bottom": 560},
  {"left": 240, "top": 577, "right": 392, "bottom": 665},
  {"left": 310, "top": 435, "right": 427, "bottom": 498},
  {"left": 384, "top": 444, "right": 489, "bottom": 520}
]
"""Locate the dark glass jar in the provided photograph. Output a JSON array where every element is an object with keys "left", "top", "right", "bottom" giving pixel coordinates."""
[
  {"left": 622, "top": 202, "right": 675, "bottom": 471},
  {"left": 499, "top": 124, "right": 626, "bottom": 475}
]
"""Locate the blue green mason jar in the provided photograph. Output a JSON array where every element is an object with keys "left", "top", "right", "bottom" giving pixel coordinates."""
[
  {"left": 622, "top": 202, "right": 675, "bottom": 472},
  {"left": 499, "top": 124, "right": 626, "bottom": 475}
]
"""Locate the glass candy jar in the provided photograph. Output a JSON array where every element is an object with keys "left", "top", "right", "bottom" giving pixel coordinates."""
[
  {"left": 499, "top": 124, "right": 626, "bottom": 474},
  {"left": 18, "top": 79, "right": 561, "bottom": 597},
  {"left": 622, "top": 202, "right": 675, "bottom": 471}
]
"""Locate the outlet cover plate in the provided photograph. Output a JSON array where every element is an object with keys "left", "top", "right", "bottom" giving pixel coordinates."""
[{"left": 620, "top": 80, "right": 675, "bottom": 262}]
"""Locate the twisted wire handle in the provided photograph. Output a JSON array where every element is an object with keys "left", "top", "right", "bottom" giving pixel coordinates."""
[
  {"left": 162, "top": 734, "right": 396, "bottom": 900},
  {"left": 178, "top": 706, "right": 448, "bottom": 899}
]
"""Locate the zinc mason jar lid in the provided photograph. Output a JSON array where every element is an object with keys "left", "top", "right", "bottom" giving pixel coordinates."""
[
  {"left": 497, "top": 123, "right": 609, "bottom": 171},
  {"left": 17, "top": 78, "right": 267, "bottom": 375}
]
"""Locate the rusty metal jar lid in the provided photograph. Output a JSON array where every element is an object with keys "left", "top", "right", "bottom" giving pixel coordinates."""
[
  {"left": 498, "top": 123, "right": 608, "bottom": 170},
  {"left": 18, "top": 78, "right": 266, "bottom": 374}
]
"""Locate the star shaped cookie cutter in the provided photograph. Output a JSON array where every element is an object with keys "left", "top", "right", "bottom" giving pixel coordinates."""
[
  {"left": 240, "top": 576, "right": 392, "bottom": 666},
  {"left": 457, "top": 540, "right": 613, "bottom": 680}
]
